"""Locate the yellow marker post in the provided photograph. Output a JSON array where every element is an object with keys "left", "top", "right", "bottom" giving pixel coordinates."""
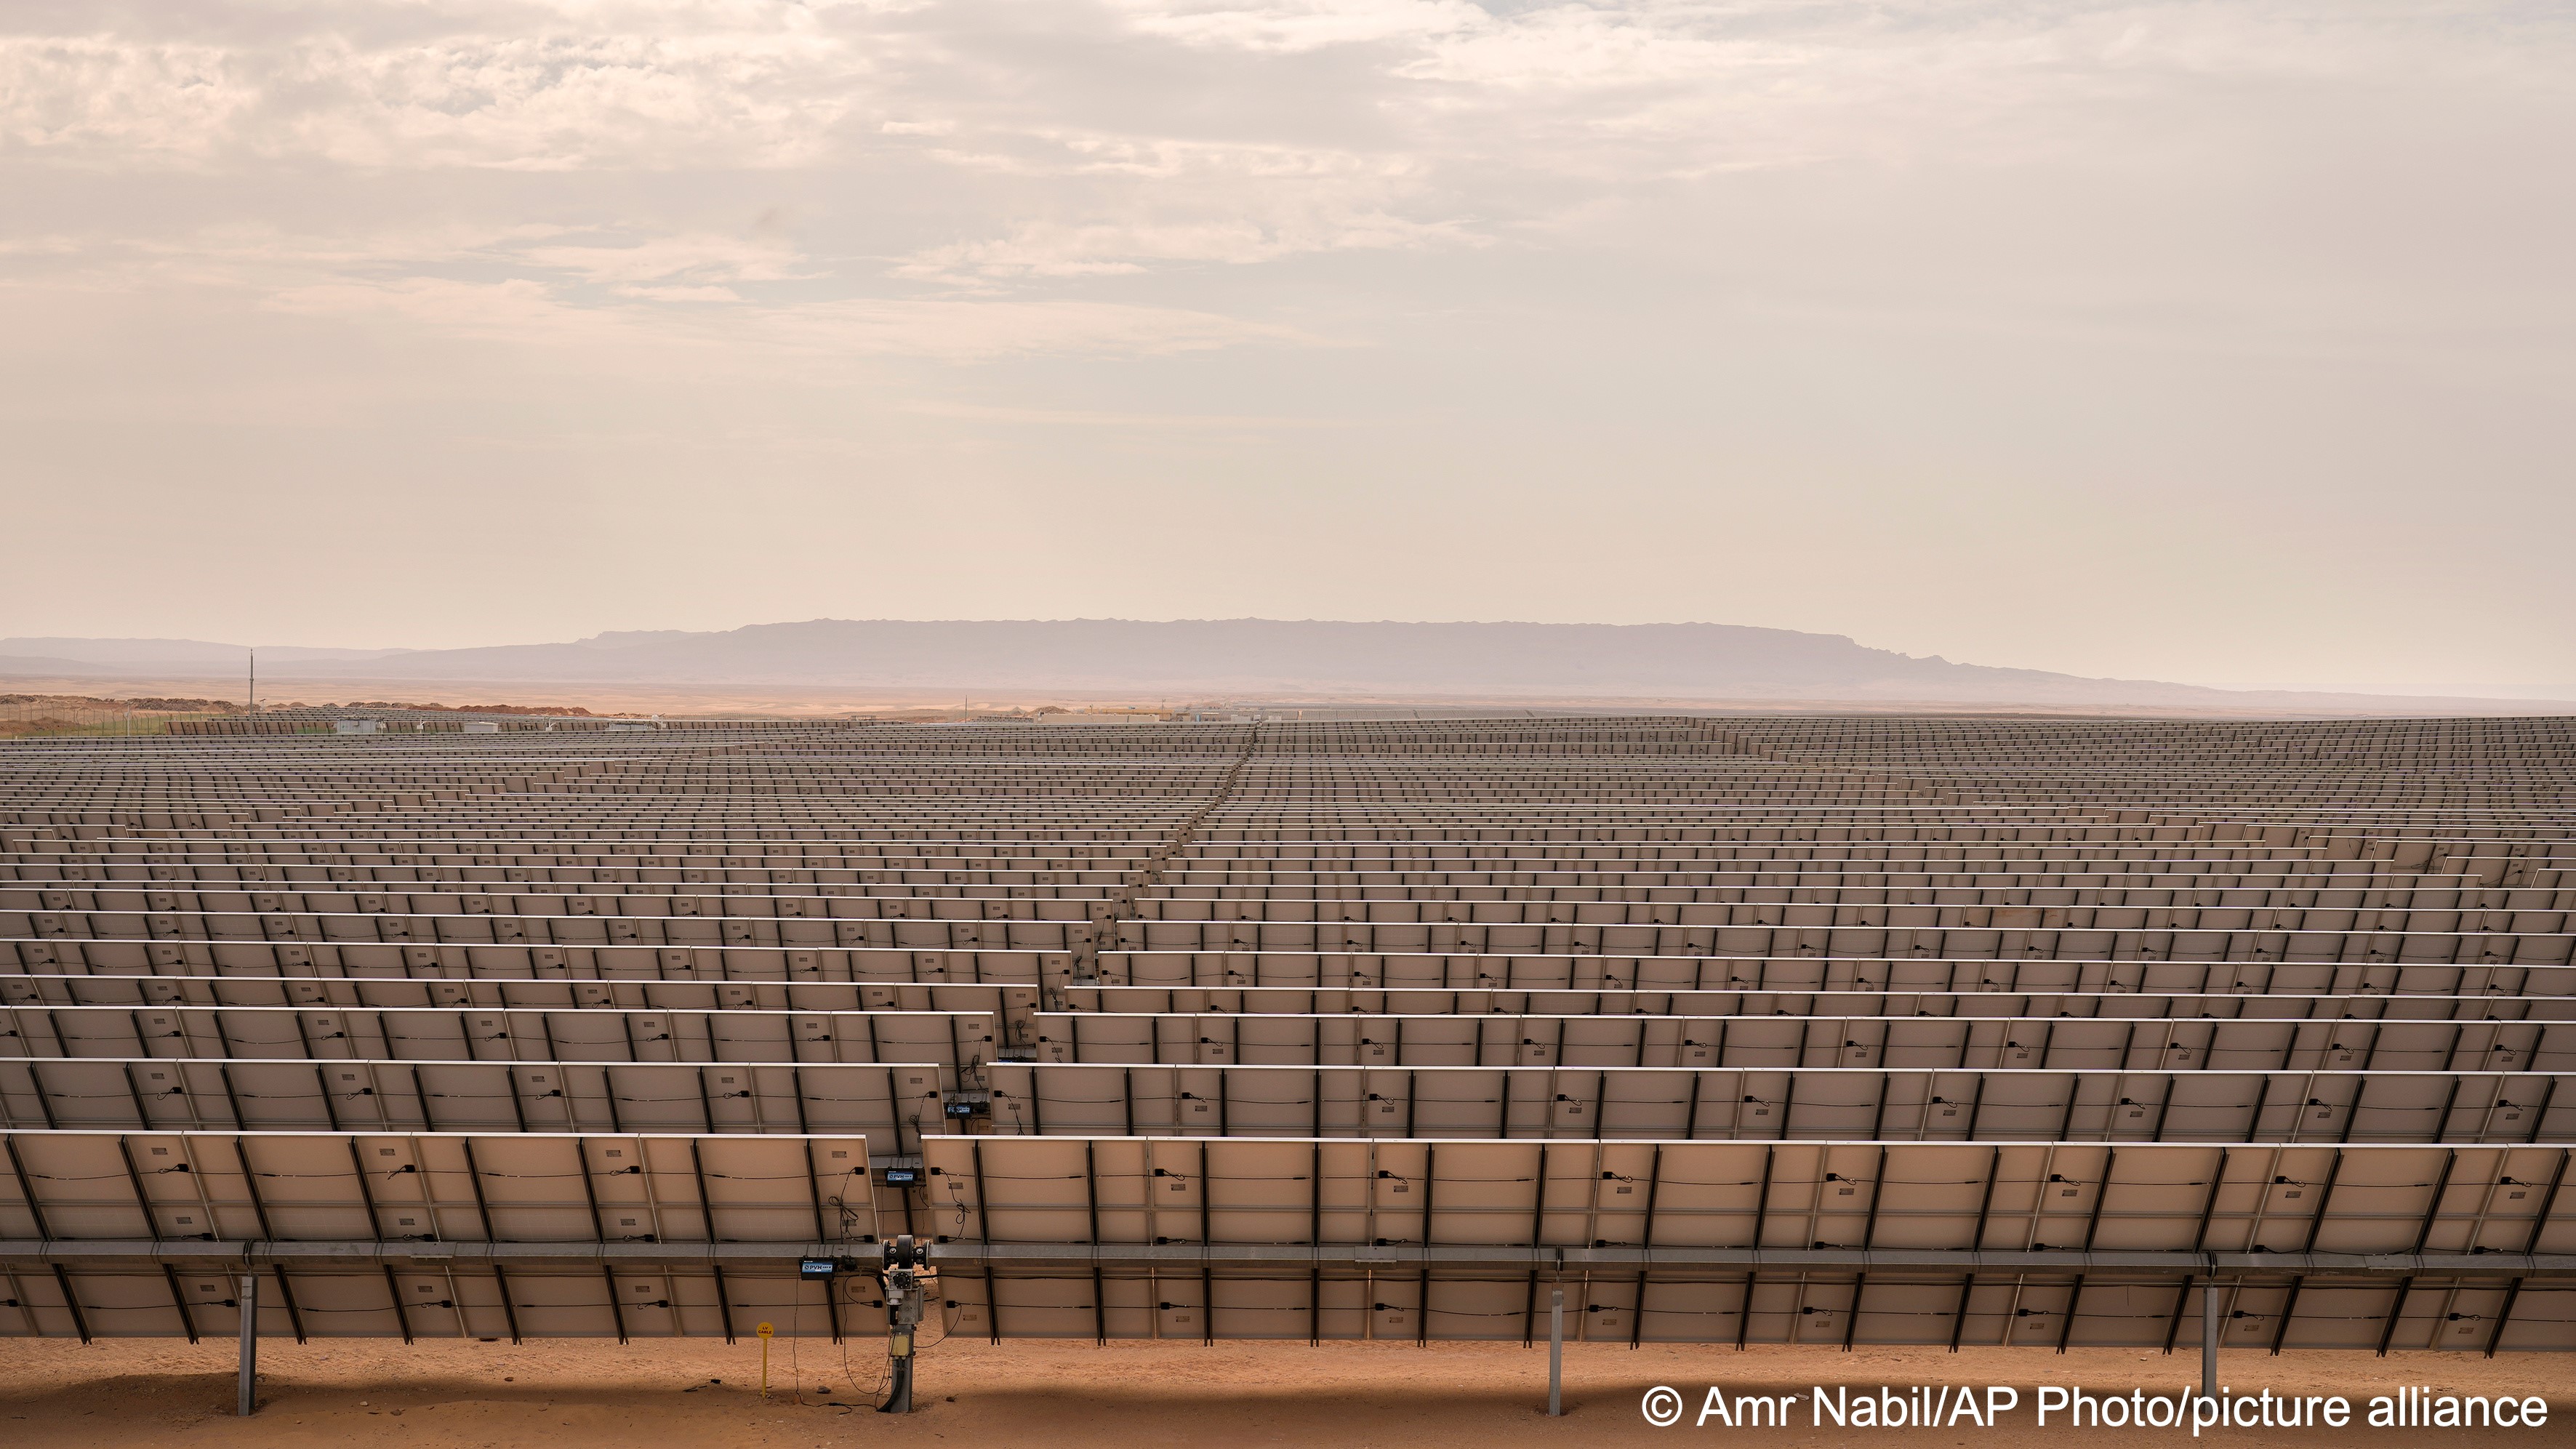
[{"left": 756, "top": 1322, "right": 774, "bottom": 1400}]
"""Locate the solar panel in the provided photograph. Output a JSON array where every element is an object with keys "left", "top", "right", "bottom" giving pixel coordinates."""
[
  {"left": 1, "top": 1129, "right": 2567, "bottom": 1349},
  {"left": 0, "top": 713, "right": 2570, "bottom": 1407},
  {"left": 4, "top": 1052, "right": 2567, "bottom": 1147}
]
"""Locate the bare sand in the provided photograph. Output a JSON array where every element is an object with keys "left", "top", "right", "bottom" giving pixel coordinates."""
[{"left": 4, "top": 1336, "right": 2564, "bottom": 1448}]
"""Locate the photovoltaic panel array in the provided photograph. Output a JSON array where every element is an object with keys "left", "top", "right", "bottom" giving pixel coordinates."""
[{"left": 0, "top": 713, "right": 2570, "bottom": 1354}]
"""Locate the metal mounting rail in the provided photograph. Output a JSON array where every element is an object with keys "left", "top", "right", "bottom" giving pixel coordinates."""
[{"left": 3, "top": 1237, "right": 2568, "bottom": 1278}]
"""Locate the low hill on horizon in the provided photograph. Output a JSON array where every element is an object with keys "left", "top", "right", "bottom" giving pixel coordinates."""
[{"left": 3, "top": 619, "right": 2562, "bottom": 713}]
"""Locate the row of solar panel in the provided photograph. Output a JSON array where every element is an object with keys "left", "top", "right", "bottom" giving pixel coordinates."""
[
  {"left": 11, "top": 932, "right": 2572, "bottom": 987},
  {"left": 3, "top": 1004, "right": 2567, "bottom": 1074},
  {"left": 2, "top": 1057, "right": 2564, "bottom": 1144},
  {"left": 9, "top": 976, "right": 2575, "bottom": 1029},
  {"left": 1, "top": 1132, "right": 2567, "bottom": 1347}
]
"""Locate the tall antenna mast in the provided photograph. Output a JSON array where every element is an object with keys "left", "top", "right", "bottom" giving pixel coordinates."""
[{"left": 248, "top": 648, "right": 256, "bottom": 715}]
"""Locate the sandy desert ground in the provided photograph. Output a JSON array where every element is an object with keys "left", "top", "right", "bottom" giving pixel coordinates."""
[{"left": 3, "top": 1336, "right": 2564, "bottom": 1448}]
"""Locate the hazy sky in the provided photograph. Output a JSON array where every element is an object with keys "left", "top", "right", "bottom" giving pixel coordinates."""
[{"left": 5, "top": 1, "right": 2571, "bottom": 696}]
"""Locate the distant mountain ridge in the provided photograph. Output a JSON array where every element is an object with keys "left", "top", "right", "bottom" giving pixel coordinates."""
[
  {"left": 0, "top": 638, "right": 415, "bottom": 666},
  {"left": 1, "top": 619, "right": 2559, "bottom": 711}
]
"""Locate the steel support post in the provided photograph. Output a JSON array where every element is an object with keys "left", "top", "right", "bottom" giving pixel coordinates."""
[
  {"left": 237, "top": 1271, "right": 259, "bottom": 1417},
  {"left": 1548, "top": 1288, "right": 1564, "bottom": 1417},
  {"left": 2202, "top": 1277, "right": 2220, "bottom": 1402},
  {"left": 880, "top": 1236, "right": 923, "bottom": 1416}
]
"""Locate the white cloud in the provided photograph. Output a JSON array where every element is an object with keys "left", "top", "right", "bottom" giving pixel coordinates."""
[
  {"left": 7, "top": 0, "right": 2568, "bottom": 358},
  {"left": 515, "top": 233, "right": 811, "bottom": 284},
  {"left": 2, "top": 22, "right": 873, "bottom": 171},
  {"left": 18, "top": 2, "right": 2566, "bottom": 292},
  {"left": 1106, "top": 0, "right": 1484, "bottom": 54},
  {"left": 763, "top": 296, "right": 1324, "bottom": 360},
  {"left": 0, "top": 39, "right": 258, "bottom": 157},
  {"left": 252, "top": 270, "right": 1316, "bottom": 361},
  {"left": 895, "top": 212, "right": 1471, "bottom": 279},
  {"left": 614, "top": 282, "right": 743, "bottom": 300}
]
